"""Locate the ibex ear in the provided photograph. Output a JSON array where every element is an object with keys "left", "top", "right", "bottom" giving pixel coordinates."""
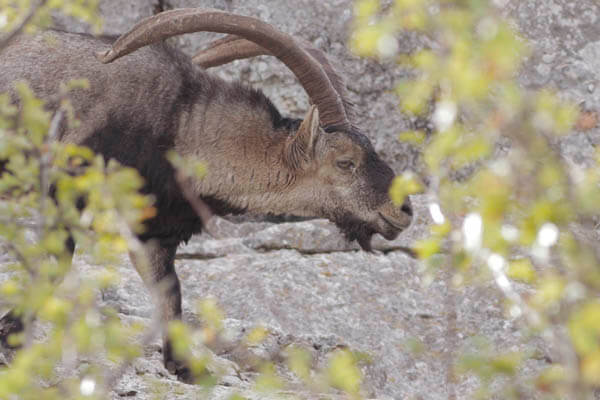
[{"left": 284, "top": 105, "right": 321, "bottom": 170}]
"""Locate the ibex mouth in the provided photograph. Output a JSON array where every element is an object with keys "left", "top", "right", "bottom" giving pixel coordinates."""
[{"left": 378, "top": 212, "right": 405, "bottom": 231}]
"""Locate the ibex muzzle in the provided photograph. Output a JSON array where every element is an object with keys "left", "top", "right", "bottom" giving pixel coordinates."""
[{"left": 0, "top": 8, "right": 413, "bottom": 382}]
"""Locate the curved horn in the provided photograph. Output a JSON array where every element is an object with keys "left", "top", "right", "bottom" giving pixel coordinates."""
[
  {"left": 97, "top": 8, "right": 352, "bottom": 131},
  {"left": 192, "top": 35, "right": 265, "bottom": 68},
  {"left": 192, "top": 34, "right": 357, "bottom": 124}
]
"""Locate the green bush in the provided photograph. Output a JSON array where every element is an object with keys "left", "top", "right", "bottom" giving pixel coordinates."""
[
  {"left": 352, "top": 0, "right": 600, "bottom": 398},
  {"left": 6, "top": 0, "right": 597, "bottom": 398},
  {"left": 0, "top": 3, "right": 368, "bottom": 399},
  {"left": 0, "top": 3, "right": 157, "bottom": 398}
]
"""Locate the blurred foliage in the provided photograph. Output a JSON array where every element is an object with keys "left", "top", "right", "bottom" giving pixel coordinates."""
[
  {"left": 0, "top": 1, "right": 151, "bottom": 393},
  {"left": 0, "top": 3, "right": 368, "bottom": 400},
  {"left": 6, "top": 0, "right": 599, "bottom": 398},
  {"left": 352, "top": 0, "right": 600, "bottom": 398},
  {"left": 0, "top": 0, "right": 102, "bottom": 34},
  {"left": 0, "top": 80, "right": 151, "bottom": 397}
]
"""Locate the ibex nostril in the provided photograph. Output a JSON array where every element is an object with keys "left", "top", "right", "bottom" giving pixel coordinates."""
[{"left": 401, "top": 202, "right": 413, "bottom": 217}]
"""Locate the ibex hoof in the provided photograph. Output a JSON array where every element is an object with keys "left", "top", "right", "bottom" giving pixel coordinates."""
[{"left": 166, "top": 359, "right": 194, "bottom": 384}]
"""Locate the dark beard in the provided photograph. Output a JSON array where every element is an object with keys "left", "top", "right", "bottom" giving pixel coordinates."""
[{"left": 334, "top": 214, "right": 376, "bottom": 252}]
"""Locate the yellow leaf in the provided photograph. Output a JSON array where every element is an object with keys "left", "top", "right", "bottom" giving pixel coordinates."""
[
  {"left": 397, "top": 78, "right": 434, "bottom": 114},
  {"left": 414, "top": 238, "right": 441, "bottom": 259},
  {"left": 535, "top": 365, "right": 566, "bottom": 392},
  {"left": 0, "top": 280, "right": 20, "bottom": 297},
  {"left": 532, "top": 276, "right": 565, "bottom": 309},
  {"left": 351, "top": 26, "right": 382, "bottom": 57},
  {"left": 167, "top": 320, "right": 192, "bottom": 359},
  {"left": 431, "top": 221, "right": 451, "bottom": 236},
  {"left": 395, "top": 0, "right": 421, "bottom": 9},
  {"left": 389, "top": 172, "right": 423, "bottom": 205},
  {"left": 581, "top": 350, "right": 600, "bottom": 385},
  {"left": 198, "top": 298, "right": 224, "bottom": 333},
  {"left": 246, "top": 326, "right": 269, "bottom": 345},
  {"left": 507, "top": 259, "right": 536, "bottom": 283},
  {"left": 39, "top": 297, "right": 72, "bottom": 324},
  {"left": 398, "top": 130, "right": 426, "bottom": 144},
  {"left": 569, "top": 301, "right": 600, "bottom": 355},
  {"left": 327, "top": 349, "right": 362, "bottom": 395},
  {"left": 286, "top": 346, "right": 312, "bottom": 381},
  {"left": 354, "top": 0, "right": 379, "bottom": 18},
  {"left": 491, "top": 352, "right": 521, "bottom": 375},
  {"left": 255, "top": 363, "right": 284, "bottom": 392},
  {"left": 227, "top": 395, "right": 247, "bottom": 400}
]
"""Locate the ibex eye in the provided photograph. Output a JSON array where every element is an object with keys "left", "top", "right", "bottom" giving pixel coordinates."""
[{"left": 336, "top": 160, "right": 355, "bottom": 170}]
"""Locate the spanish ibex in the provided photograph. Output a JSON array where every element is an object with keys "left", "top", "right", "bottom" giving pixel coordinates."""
[{"left": 0, "top": 8, "right": 413, "bottom": 381}]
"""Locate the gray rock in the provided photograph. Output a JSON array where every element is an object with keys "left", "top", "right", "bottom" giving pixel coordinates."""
[
  {"left": 2, "top": 0, "right": 598, "bottom": 398},
  {"left": 51, "top": 0, "right": 423, "bottom": 176},
  {"left": 52, "top": 0, "right": 158, "bottom": 35},
  {"left": 502, "top": 0, "right": 600, "bottom": 165}
]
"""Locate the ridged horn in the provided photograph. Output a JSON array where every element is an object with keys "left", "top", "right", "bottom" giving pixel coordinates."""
[
  {"left": 192, "top": 34, "right": 356, "bottom": 124},
  {"left": 192, "top": 35, "right": 263, "bottom": 68},
  {"left": 97, "top": 8, "right": 352, "bottom": 131}
]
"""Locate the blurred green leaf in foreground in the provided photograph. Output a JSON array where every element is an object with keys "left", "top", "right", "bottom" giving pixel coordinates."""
[{"left": 352, "top": 0, "right": 600, "bottom": 398}]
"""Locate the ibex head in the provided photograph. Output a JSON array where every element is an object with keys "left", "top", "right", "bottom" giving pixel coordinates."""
[{"left": 98, "top": 8, "right": 413, "bottom": 250}]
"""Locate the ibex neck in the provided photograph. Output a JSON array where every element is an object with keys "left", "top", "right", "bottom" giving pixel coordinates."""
[{"left": 174, "top": 90, "right": 300, "bottom": 216}]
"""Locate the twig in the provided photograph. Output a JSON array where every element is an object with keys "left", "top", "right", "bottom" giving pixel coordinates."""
[
  {"left": 95, "top": 216, "right": 157, "bottom": 391},
  {"left": 116, "top": 217, "right": 149, "bottom": 273},
  {"left": 47, "top": 108, "right": 64, "bottom": 142},
  {"left": 3, "top": 240, "right": 35, "bottom": 278},
  {"left": 0, "top": 0, "right": 48, "bottom": 54},
  {"left": 444, "top": 273, "right": 458, "bottom": 400},
  {"left": 102, "top": 312, "right": 163, "bottom": 391},
  {"left": 174, "top": 171, "right": 220, "bottom": 239},
  {"left": 37, "top": 110, "right": 64, "bottom": 241}
]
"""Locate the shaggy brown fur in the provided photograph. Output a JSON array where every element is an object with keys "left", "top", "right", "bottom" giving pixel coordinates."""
[{"left": 0, "top": 30, "right": 412, "bottom": 382}]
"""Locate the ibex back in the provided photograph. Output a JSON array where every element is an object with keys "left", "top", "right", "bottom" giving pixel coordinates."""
[{"left": 0, "top": 8, "right": 413, "bottom": 382}]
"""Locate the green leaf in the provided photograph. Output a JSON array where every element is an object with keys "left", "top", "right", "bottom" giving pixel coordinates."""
[
  {"left": 581, "top": 350, "right": 600, "bottom": 385},
  {"left": 38, "top": 297, "right": 72, "bottom": 325},
  {"left": 351, "top": 25, "right": 383, "bottom": 57},
  {"left": 396, "top": 78, "right": 434, "bottom": 114},
  {"left": 354, "top": 0, "right": 379, "bottom": 18},
  {"left": 490, "top": 352, "right": 521, "bottom": 376},
  {"left": 398, "top": 130, "right": 426, "bottom": 144},
  {"left": 414, "top": 238, "right": 441, "bottom": 259},
  {"left": 532, "top": 276, "right": 565, "bottom": 310},
  {"left": 326, "top": 349, "right": 362, "bottom": 396},
  {"left": 254, "top": 363, "right": 284, "bottom": 392},
  {"left": 15, "top": 82, "right": 50, "bottom": 145},
  {"left": 198, "top": 298, "right": 224, "bottom": 336},
  {"left": 286, "top": 345, "right": 312, "bottom": 382},
  {"left": 569, "top": 301, "right": 600, "bottom": 355},
  {"left": 389, "top": 172, "right": 423, "bottom": 205},
  {"left": 507, "top": 259, "right": 536, "bottom": 283}
]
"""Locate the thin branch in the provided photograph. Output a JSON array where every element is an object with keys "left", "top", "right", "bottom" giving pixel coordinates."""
[
  {"left": 116, "top": 217, "right": 150, "bottom": 275},
  {"left": 174, "top": 172, "right": 221, "bottom": 239},
  {"left": 0, "top": 0, "right": 48, "bottom": 54},
  {"left": 102, "top": 312, "right": 162, "bottom": 392},
  {"left": 47, "top": 108, "right": 64, "bottom": 142},
  {"left": 3, "top": 240, "right": 35, "bottom": 278},
  {"left": 444, "top": 273, "right": 458, "bottom": 400},
  {"left": 2, "top": 241, "right": 37, "bottom": 349},
  {"left": 37, "top": 110, "right": 64, "bottom": 241}
]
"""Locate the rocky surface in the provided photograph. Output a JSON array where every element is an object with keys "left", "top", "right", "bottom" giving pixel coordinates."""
[
  {"left": 52, "top": 0, "right": 424, "bottom": 176},
  {"left": 1, "top": 0, "right": 598, "bottom": 399},
  {"left": 51, "top": 0, "right": 600, "bottom": 172},
  {"left": 504, "top": 0, "right": 600, "bottom": 167},
  {"left": 0, "top": 199, "right": 549, "bottom": 400}
]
